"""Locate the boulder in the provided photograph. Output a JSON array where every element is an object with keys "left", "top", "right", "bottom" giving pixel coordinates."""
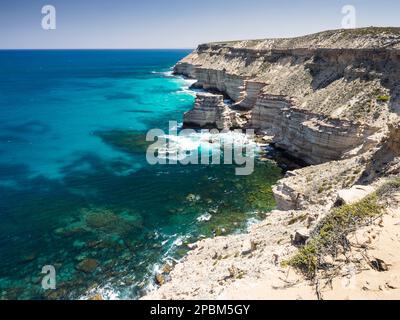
[
  {"left": 76, "top": 259, "right": 99, "bottom": 273},
  {"left": 155, "top": 273, "right": 165, "bottom": 286},
  {"left": 241, "top": 240, "right": 257, "bottom": 255},
  {"left": 187, "top": 243, "right": 198, "bottom": 250},
  {"left": 88, "top": 294, "right": 104, "bottom": 300},
  {"left": 370, "top": 258, "right": 389, "bottom": 272},
  {"left": 292, "top": 228, "right": 310, "bottom": 246},
  {"left": 337, "top": 185, "right": 376, "bottom": 205}
]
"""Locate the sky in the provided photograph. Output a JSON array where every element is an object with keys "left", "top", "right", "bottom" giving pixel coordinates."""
[{"left": 0, "top": 0, "right": 399, "bottom": 49}]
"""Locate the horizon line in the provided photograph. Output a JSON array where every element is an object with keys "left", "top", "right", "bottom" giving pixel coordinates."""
[{"left": 0, "top": 48, "right": 195, "bottom": 51}]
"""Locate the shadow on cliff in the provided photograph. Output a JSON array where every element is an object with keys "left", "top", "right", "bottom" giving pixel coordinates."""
[{"left": 358, "top": 125, "right": 400, "bottom": 185}]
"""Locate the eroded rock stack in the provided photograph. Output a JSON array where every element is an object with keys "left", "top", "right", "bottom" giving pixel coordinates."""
[
  {"left": 174, "top": 27, "right": 400, "bottom": 165},
  {"left": 183, "top": 92, "right": 244, "bottom": 130}
]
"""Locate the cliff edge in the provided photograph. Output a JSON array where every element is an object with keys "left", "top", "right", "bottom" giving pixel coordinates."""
[{"left": 143, "top": 28, "right": 400, "bottom": 300}]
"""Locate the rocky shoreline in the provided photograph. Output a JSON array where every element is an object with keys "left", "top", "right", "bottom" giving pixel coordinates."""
[{"left": 143, "top": 28, "right": 400, "bottom": 300}]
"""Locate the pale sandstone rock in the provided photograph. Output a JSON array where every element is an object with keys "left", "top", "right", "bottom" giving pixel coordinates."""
[
  {"left": 234, "top": 80, "right": 267, "bottom": 110},
  {"left": 337, "top": 185, "right": 376, "bottom": 205},
  {"left": 183, "top": 92, "right": 243, "bottom": 130},
  {"left": 293, "top": 228, "right": 310, "bottom": 246}
]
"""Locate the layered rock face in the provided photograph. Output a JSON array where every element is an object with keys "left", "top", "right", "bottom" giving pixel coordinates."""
[
  {"left": 235, "top": 80, "right": 267, "bottom": 110},
  {"left": 174, "top": 27, "right": 400, "bottom": 165},
  {"left": 192, "top": 69, "right": 246, "bottom": 102},
  {"left": 183, "top": 93, "right": 243, "bottom": 130},
  {"left": 251, "top": 94, "right": 379, "bottom": 164}
]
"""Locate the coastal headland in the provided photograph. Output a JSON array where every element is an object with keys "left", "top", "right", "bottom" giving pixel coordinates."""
[{"left": 143, "top": 28, "right": 400, "bottom": 300}]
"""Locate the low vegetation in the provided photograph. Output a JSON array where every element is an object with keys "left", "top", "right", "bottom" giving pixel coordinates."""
[
  {"left": 288, "top": 213, "right": 308, "bottom": 226},
  {"left": 376, "top": 95, "right": 390, "bottom": 103},
  {"left": 286, "top": 178, "right": 400, "bottom": 278},
  {"left": 285, "top": 193, "right": 383, "bottom": 278},
  {"left": 377, "top": 177, "right": 400, "bottom": 195},
  {"left": 340, "top": 27, "right": 400, "bottom": 37}
]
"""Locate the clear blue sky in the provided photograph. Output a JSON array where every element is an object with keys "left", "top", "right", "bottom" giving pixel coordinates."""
[{"left": 1, "top": 0, "right": 399, "bottom": 49}]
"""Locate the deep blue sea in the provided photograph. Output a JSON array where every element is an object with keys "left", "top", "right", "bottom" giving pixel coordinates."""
[{"left": 0, "top": 50, "right": 282, "bottom": 299}]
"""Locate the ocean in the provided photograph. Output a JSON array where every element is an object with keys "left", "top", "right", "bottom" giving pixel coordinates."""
[{"left": 0, "top": 50, "right": 282, "bottom": 299}]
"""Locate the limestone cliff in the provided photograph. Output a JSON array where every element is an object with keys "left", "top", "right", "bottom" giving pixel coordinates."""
[
  {"left": 143, "top": 28, "right": 400, "bottom": 301},
  {"left": 175, "top": 27, "right": 400, "bottom": 165}
]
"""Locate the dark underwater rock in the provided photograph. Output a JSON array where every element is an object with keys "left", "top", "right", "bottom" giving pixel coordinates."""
[{"left": 76, "top": 259, "right": 99, "bottom": 273}]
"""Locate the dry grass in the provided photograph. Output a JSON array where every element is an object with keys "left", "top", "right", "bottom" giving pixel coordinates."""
[{"left": 285, "top": 193, "right": 383, "bottom": 278}]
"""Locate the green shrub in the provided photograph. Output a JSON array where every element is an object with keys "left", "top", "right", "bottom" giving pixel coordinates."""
[
  {"left": 286, "top": 194, "right": 383, "bottom": 278},
  {"left": 376, "top": 95, "right": 390, "bottom": 103}
]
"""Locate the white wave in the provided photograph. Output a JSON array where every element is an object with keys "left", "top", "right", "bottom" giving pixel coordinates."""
[
  {"left": 154, "top": 130, "right": 259, "bottom": 162},
  {"left": 151, "top": 70, "right": 174, "bottom": 77},
  {"left": 197, "top": 213, "right": 212, "bottom": 222},
  {"left": 246, "top": 217, "right": 260, "bottom": 229},
  {"left": 80, "top": 284, "right": 120, "bottom": 300},
  {"left": 177, "top": 81, "right": 200, "bottom": 96},
  {"left": 162, "top": 70, "right": 174, "bottom": 77},
  {"left": 173, "top": 237, "right": 183, "bottom": 247},
  {"left": 164, "top": 134, "right": 199, "bottom": 150},
  {"left": 168, "top": 121, "right": 183, "bottom": 131},
  {"left": 162, "top": 234, "right": 191, "bottom": 258},
  {"left": 152, "top": 67, "right": 198, "bottom": 96}
]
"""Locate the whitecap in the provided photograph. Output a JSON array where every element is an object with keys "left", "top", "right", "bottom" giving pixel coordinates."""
[
  {"left": 246, "top": 217, "right": 260, "bottom": 229},
  {"left": 80, "top": 284, "right": 121, "bottom": 301},
  {"left": 154, "top": 130, "right": 260, "bottom": 162},
  {"left": 151, "top": 70, "right": 174, "bottom": 77},
  {"left": 197, "top": 213, "right": 212, "bottom": 222}
]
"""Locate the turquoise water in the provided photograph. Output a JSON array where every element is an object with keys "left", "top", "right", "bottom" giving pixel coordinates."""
[{"left": 0, "top": 50, "right": 282, "bottom": 300}]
